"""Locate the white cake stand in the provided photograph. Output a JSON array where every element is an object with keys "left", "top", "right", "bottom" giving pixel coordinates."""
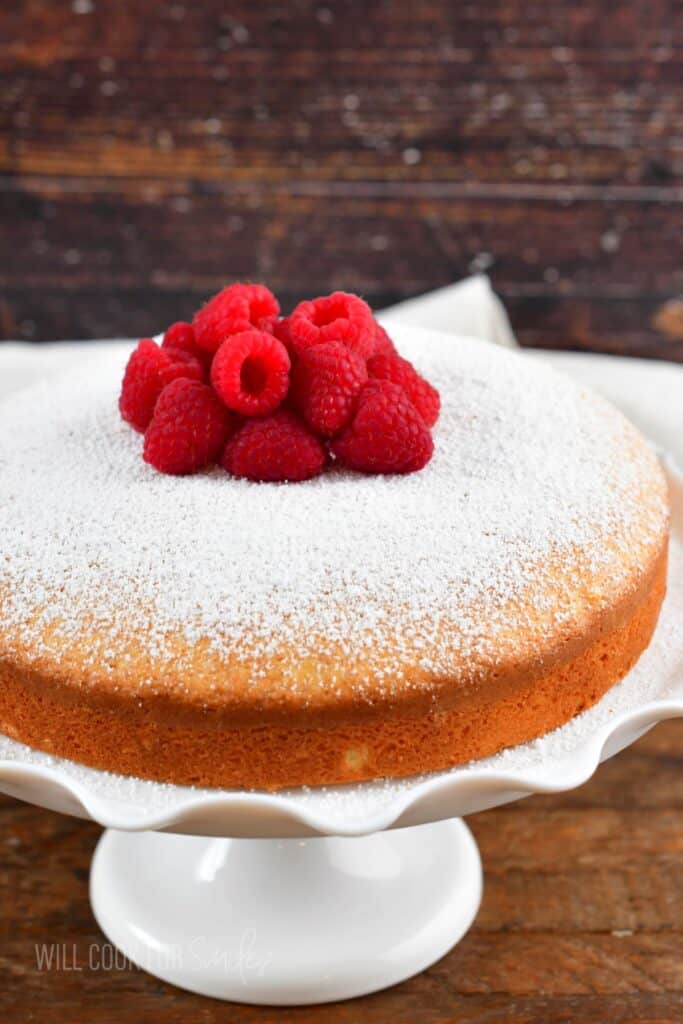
[{"left": 0, "top": 461, "right": 681, "bottom": 1005}]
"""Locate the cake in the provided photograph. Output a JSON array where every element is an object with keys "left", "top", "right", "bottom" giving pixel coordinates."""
[{"left": 0, "top": 326, "right": 669, "bottom": 790}]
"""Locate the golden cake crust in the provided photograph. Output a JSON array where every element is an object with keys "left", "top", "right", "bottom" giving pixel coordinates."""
[
  {"left": 0, "top": 536, "right": 668, "bottom": 789},
  {"left": 0, "top": 329, "right": 671, "bottom": 789}
]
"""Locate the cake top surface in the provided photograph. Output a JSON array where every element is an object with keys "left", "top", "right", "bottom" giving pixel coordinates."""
[{"left": 0, "top": 327, "right": 669, "bottom": 712}]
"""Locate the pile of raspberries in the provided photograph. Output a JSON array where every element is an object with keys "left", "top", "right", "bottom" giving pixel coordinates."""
[{"left": 119, "top": 283, "right": 440, "bottom": 482}]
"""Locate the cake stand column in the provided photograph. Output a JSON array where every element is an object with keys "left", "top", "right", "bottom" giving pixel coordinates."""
[{"left": 90, "top": 818, "right": 482, "bottom": 1005}]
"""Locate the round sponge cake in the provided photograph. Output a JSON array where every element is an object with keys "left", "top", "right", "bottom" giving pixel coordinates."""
[{"left": 0, "top": 328, "right": 669, "bottom": 789}]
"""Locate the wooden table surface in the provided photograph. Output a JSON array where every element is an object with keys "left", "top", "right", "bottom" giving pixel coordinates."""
[{"left": 1, "top": 2, "right": 682, "bottom": 1020}]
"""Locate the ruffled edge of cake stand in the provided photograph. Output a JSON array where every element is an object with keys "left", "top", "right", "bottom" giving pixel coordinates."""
[{"left": 0, "top": 457, "right": 680, "bottom": 838}]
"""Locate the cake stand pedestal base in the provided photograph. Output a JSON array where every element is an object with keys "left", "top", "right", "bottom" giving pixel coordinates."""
[{"left": 90, "top": 819, "right": 482, "bottom": 1005}]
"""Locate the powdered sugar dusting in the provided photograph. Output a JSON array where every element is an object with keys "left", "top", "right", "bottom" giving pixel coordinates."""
[
  {"left": 0, "top": 327, "right": 669, "bottom": 705},
  {"left": 0, "top": 521, "right": 680, "bottom": 830}
]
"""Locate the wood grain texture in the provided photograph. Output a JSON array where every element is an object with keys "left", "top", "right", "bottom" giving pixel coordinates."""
[
  {"left": 0, "top": 720, "right": 681, "bottom": 1022},
  {"left": 0, "top": 0, "right": 681, "bottom": 355}
]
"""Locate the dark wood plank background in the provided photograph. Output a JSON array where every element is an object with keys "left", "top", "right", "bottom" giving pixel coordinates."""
[
  {"left": 0, "top": 0, "right": 682, "bottom": 357},
  {"left": 1, "top": 3, "right": 682, "bottom": 1021}
]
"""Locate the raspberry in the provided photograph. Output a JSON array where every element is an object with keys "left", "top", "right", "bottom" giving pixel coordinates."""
[
  {"left": 222, "top": 410, "right": 326, "bottom": 483},
  {"left": 372, "top": 322, "right": 398, "bottom": 358},
  {"left": 290, "top": 341, "right": 368, "bottom": 438},
  {"left": 211, "top": 330, "right": 291, "bottom": 417},
  {"left": 270, "top": 316, "right": 295, "bottom": 356},
  {"left": 288, "top": 291, "right": 375, "bottom": 359},
  {"left": 331, "top": 379, "right": 434, "bottom": 475},
  {"left": 162, "top": 320, "right": 213, "bottom": 374},
  {"left": 162, "top": 321, "right": 197, "bottom": 356},
  {"left": 143, "top": 378, "right": 233, "bottom": 475},
  {"left": 119, "top": 339, "right": 203, "bottom": 433},
  {"left": 193, "top": 283, "right": 280, "bottom": 353},
  {"left": 368, "top": 352, "right": 440, "bottom": 428}
]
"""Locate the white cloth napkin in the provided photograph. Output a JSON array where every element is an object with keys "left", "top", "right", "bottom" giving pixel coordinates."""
[
  {"left": 1, "top": 277, "right": 681, "bottom": 462},
  {"left": 378, "top": 274, "right": 517, "bottom": 349}
]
